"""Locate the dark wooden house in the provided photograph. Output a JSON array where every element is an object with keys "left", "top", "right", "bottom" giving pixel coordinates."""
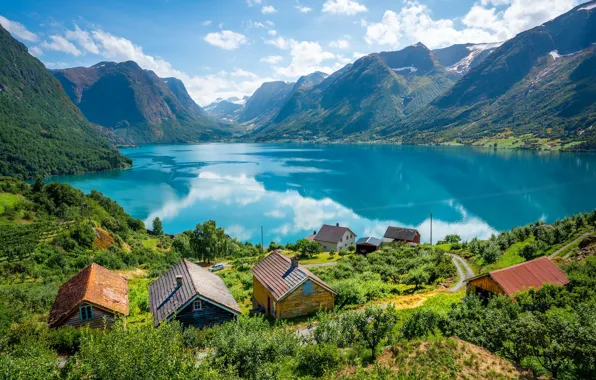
[
  {"left": 355, "top": 237, "right": 383, "bottom": 255},
  {"left": 149, "top": 259, "right": 241, "bottom": 328},
  {"left": 252, "top": 252, "right": 336, "bottom": 319},
  {"left": 48, "top": 263, "right": 129, "bottom": 328},
  {"left": 383, "top": 226, "right": 421, "bottom": 245},
  {"left": 466, "top": 257, "right": 570, "bottom": 297}
]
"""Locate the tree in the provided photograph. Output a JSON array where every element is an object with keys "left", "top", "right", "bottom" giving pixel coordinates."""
[
  {"left": 440, "top": 234, "right": 461, "bottom": 244},
  {"left": 32, "top": 176, "right": 44, "bottom": 193},
  {"left": 354, "top": 305, "right": 399, "bottom": 361},
  {"left": 519, "top": 243, "right": 538, "bottom": 261},
  {"left": 152, "top": 217, "right": 163, "bottom": 236},
  {"left": 405, "top": 267, "right": 431, "bottom": 290},
  {"left": 190, "top": 220, "right": 227, "bottom": 263},
  {"left": 172, "top": 234, "right": 191, "bottom": 257},
  {"left": 482, "top": 242, "right": 502, "bottom": 264}
]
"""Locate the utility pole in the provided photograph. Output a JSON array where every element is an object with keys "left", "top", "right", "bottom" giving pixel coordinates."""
[
  {"left": 261, "top": 225, "right": 264, "bottom": 255},
  {"left": 430, "top": 212, "right": 433, "bottom": 246}
]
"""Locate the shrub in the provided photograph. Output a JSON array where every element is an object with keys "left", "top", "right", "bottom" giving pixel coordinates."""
[
  {"left": 401, "top": 310, "right": 444, "bottom": 339},
  {"left": 297, "top": 343, "right": 341, "bottom": 377}
]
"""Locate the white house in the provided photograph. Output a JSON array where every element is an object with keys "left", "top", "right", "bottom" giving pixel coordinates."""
[{"left": 313, "top": 224, "right": 356, "bottom": 252}]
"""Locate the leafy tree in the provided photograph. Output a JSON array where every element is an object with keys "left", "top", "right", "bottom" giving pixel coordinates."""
[
  {"left": 405, "top": 267, "right": 431, "bottom": 290},
  {"left": 482, "top": 241, "right": 502, "bottom": 264},
  {"left": 152, "top": 217, "right": 163, "bottom": 236},
  {"left": 353, "top": 305, "right": 399, "bottom": 361},
  {"left": 190, "top": 220, "right": 227, "bottom": 263},
  {"left": 440, "top": 234, "right": 462, "bottom": 244},
  {"left": 297, "top": 343, "right": 340, "bottom": 378},
  {"left": 171, "top": 233, "right": 191, "bottom": 257},
  {"left": 519, "top": 243, "right": 538, "bottom": 261}
]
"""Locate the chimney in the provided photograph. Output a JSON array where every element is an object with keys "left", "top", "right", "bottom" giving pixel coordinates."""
[
  {"left": 175, "top": 275, "right": 183, "bottom": 288},
  {"left": 291, "top": 257, "right": 299, "bottom": 268},
  {"left": 336, "top": 223, "right": 339, "bottom": 227},
  {"left": 313, "top": 230, "right": 317, "bottom": 235}
]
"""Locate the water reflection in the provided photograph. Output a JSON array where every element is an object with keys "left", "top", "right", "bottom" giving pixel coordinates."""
[{"left": 51, "top": 143, "right": 596, "bottom": 244}]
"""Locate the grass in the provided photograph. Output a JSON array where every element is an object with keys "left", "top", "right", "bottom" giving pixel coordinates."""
[
  {"left": 141, "top": 238, "right": 159, "bottom": 250},
  {"left": 0, "top": 193, "right": 20, "bottom": 214},
  {"left": 299, "top": 251, "right": 347, "bottom": 265},
  {"left": 479, "top": 237, "right": 532, "bottom": 273}
]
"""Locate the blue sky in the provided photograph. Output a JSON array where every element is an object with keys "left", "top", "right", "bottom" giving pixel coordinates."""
[{"left": 0, "top": 0, "right": 583, "bottom": 105}]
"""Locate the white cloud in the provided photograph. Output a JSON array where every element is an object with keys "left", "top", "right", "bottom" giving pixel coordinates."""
[
  {"left": 329, "top": 39, "right": 350, "bottom": 49},
  {"left": 41, "top": 35, "right": 82, "bottom": 56},
  {"left": 204, "top": 30, "right": 248, "bottom": 50},
  {"left": 322, "top": 0, "right": 368, "bottom": 16},
  {"left": 262, "top": 5, "right": 278, "bottom": 14},
  {"left": 226, "top": 225, "right": 253, "bottom": 241},
  {"left": 296, "top": 5, "right": 312, "bottom": 13},
  {"left": 364, "top": 0, "right": 580, "bottom": 49},
  {"left": 202, "top": 20, "right": 212, "bottom": 26},
  {"left": 274, "top": 40, "right": 340, "bottom": 77},
  {"left": 28, "top": 46, "right": 43, "bottom": 57},
  {"left": 265, "top": 36, "right": 293, "bottom": 49},
  {"left": 65, "top": 25, "right": 99, "bottom": 54},
  {"left": 231, "top": 68, "right": 258, "bottom": 79},
  {"left": 268, "top": 29, "right": 277, "bottom": 36},
  {"left": 260, "top": 55, "right": 284, "bottom": 64},
  {"left": 247, "top": 0, "right": 262, "bottom": 6},
  {"left": 0, "top": 15, "right": 38, "bottom": 42},
  {"left": 352, "top": 51, "right": 366, "bottom": 59}
]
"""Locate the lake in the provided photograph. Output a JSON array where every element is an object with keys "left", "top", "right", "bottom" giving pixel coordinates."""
[{"left": 51, "top": 144, "right": 596, "bottom": 244}]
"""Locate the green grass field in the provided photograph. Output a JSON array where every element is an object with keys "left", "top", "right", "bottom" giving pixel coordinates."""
[
  {"left": 0, "top": 193, "right": 20, "bottom": 214},
  {"left": 141, "top": 238, "right": 159, "bottom": 250},
  {"left": 479, "top": 236, "right": 532, "bottom": 273}
]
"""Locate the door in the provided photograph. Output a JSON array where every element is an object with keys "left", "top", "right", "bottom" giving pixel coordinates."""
[{"left": 267, "top": 296, "right": 271, "bottom": 315}]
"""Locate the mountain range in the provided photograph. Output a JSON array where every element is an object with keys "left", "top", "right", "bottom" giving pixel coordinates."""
[
  {"left": 52, "top": 61, "right": 232, "bottom": 144},
  {"left": 0, "top": 24, "right": 130, "bottom": 179}
]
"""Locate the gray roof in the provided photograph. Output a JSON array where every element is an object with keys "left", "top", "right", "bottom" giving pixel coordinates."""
[
  {"left": 149, "top": 259, "right": 240, "bottom": 326},
  {"left": 384, "top": 226, "right": 419, "bottom": 242},
  {"left": 356, "top": 237, "right": 383, "bottom": 247},
  {"left": 314, "top": 224, "right": 354, "bottom": 243},
  {"left": 252, "top": 252, "right": 336, "bottom": 301}
]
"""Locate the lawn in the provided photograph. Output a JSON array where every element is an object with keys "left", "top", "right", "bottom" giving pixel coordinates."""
[
  {"left": 299, "top": 251, "right": 348, "bottom": 265},
  {"left": 141, "top": 238, "right": 159, "bottom": 250},
  {"left": 478, "top": 236, "right": 532, "bottom": 273},
  {"left": 0, "top": 193, "right": 20, "bottom": 214}
]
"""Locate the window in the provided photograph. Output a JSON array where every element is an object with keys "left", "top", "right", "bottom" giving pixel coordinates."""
[
  {"left": 80, "top": 305, "right": 93, "bottom": 321},
  {"left": 303, "top": 281, "right": 313, "bottom": 296},
  {"left": 193, "top": 300, "right": 202, "bottom": 311}
]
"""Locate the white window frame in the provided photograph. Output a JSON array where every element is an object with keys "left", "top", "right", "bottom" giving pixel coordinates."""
[{"left": 193, "top": 300, "right": 203, "bottom": 311}]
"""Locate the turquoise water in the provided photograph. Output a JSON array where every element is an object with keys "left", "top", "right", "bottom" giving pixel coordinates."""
[{"left": 52, "top": 144, "right": 596, "bottom": 244}]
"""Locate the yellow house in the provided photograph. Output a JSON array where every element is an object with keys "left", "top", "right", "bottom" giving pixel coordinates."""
[{"left": 251, "top": 251, "right": 336, "bottom": 319}]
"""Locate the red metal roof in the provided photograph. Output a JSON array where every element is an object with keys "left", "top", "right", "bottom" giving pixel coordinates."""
[
  {"left": 48, "top": 263, "right": 129, "bottom": 327},
  {"left": 252, "top": 251, "right": 336, "bottom": 301},
  {"left": 489, "top": 257, "right": 569, "bottom": 296}
]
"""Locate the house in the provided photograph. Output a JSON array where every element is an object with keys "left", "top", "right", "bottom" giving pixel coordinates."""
[
  {"left": 48, "top": 263, "right": 129, "bottom": 328},
  {"left": 252, "top": 251, "right": 337, "bottom": 319},
  {"left": 355, "top": 237, "right": 383, "bottom": 255},
  {"left": 314, "top": 223, "right": 356, "bottom": 251},
  {"left": 466, "top": 257, "right": 570, "bottom": 297},
  {"left": 149, "top": 259, "right": 241, "bottom": 328},
  {"left": 383, "top": 226, "right": 421, "bottom": 245}
]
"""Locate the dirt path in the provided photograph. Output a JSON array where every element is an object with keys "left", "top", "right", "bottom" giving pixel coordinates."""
[
  {"left": 549, "top": 231, "right": 594, "bottom": 259},
  {"left": 302, "top": 261, "right": 339, "bottom": 269},
  {"left": 446, "top": 253, "right": 475, "bottom": 292}
]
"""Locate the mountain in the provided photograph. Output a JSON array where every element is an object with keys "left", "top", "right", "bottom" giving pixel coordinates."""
[
  {"left": 433, "top": 42, "right": 501, "bottom": 75},
  {"left": 239, "top": 81, "right": 295, "bottom": 127},
  {"left": 204, "top": 97, "right": 247, "bottom": 123},
  {"left": 52, "top": 62, "right": 229, "bottom": 144},
  {"left": 251, "top": 43, "right": 455, "bottom": 140},
  {"left": 386, "top": 1, "right": 596, "bottom": 145},
  {"left": 292, "top": 71, "right": 328, "bottom": 92},
  {"left": 0, "top": 24, "right": 131, "bottom": 179}
]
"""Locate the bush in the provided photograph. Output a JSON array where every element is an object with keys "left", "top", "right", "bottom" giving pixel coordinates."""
[
  {"left": 297, "top": 343, "right": 341, "bottom": 377},
  {"left": 401, "top": 310, "right": 444, "bottom": 339}
]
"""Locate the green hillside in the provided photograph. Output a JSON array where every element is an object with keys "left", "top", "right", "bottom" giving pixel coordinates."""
[{"left": 0, "top": 25, "right": 131, "bottom": 179}]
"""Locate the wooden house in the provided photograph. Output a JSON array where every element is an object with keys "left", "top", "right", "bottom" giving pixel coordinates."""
[
  {"left": 48, "top": 263, "right": 129, "bottom": 328},
  {"left": 466, "top": 257, "right": 570, "bottom": 297},
  {"left": 383, "top": 226, "right": 421, "bottom": 245},
  {"left": 314, "top": 223, "right": 356, "bottom": 251},
  {"left": 251, "top": 251, "right": 336, "bottom": 319},
  {"left": 355, "top": 237, "right": 383, "bottom": 255},
  {"left": 149, "top": 259, "right": 241, "bottom": 328}
]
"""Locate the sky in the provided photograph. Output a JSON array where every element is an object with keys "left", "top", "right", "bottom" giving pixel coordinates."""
[{"left": 0, "top": 0, "right": 584, "bottom": 105}]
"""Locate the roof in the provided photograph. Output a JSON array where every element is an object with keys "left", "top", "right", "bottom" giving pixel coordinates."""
[
  {"left": 384, "top": 226, "right": 419, "bottom": 241},
  {"left": 314, "top": 224, "right": 354, "bottom": 243},
  {"left": 48, "top": 263, "right": 129, "bottom": 327},
  {"left": 305, "top": 233, "right": 316, "bottom": 241},
  {"left": 149, "top": 259, "right": 240, "bottom": 326},
  {"left": 252, "top": 251, "right": 337, "bottom": 301},
  {"left": 469, "top": 257, "right": 570, "bottom": 296},
  {"left": 356, "top": 237, "right": 383, "bottom": 247}
]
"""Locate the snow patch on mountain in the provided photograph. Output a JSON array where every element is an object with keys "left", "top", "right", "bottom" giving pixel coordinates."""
[
  {"left": 447, "top": 42, "right": 502, "bottom": 75},
  {"left": 393, "top": 66, "right": 418, "bottom": 73},
  {"left": 549, "top": 50, "right": 561, "bottom": 60}
]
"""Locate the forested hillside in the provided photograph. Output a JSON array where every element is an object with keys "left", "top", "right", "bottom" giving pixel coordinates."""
[{"left": 0, "top": 25, "right": 131, "bottom": 179}]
